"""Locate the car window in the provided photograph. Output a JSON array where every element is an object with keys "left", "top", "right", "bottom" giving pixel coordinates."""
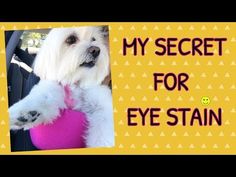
[{"left": 20, "top": 31, "right": 48, "bottom": 55}]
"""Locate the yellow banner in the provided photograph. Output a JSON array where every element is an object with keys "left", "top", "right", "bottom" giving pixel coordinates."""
[{"left": 0, "top": 22, "right": 235, "bottom": 154}]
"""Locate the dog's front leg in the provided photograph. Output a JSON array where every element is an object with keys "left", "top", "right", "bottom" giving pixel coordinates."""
[
  {"left": 9, "top": 80, "right": 65, "bottom": 130},
  {"left": 74, "top": 86, "right": 115, "bottom": 147}
]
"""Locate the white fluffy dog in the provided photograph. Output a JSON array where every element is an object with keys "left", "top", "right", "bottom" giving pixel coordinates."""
[{"left": 9, "top": 26, "right": 114, "bottom": 148}]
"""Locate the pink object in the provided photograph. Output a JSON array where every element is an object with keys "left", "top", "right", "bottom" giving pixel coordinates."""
[
  {"left": 64, "top": 85, "right": 75, "bottom": 109},
  {"left": 30, "top": 85, "right": 87, "bottom": 150}
]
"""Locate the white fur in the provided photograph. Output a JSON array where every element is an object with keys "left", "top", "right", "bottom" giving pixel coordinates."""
[
  {"left": 9, "top": 80, "right": 66, "bottom": 130},
  {"left": 9, "top": 26, "right": 114, "bottom": 148},
  {"left": 34, "top": 26, "right": 110, "bottom": 88}
]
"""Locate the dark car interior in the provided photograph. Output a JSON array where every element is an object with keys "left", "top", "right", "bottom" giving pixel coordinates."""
[{"left": 6, "top": 30, "right": 41, "bottom": 151}]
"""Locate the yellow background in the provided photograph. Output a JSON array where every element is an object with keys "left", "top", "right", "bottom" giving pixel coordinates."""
[{"left": 0, "top": 23, "right": 235, "bottom": 154}]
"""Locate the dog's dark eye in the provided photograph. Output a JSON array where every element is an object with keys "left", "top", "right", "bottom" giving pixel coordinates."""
[
  {"left": 66, "top": 35, "right": 78, "bottom": 45},
  {"left": 91, "top": 37, "right": 96, "bottom": 42}
]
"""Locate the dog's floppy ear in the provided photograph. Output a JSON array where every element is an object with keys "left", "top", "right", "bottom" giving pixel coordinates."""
[{"left": 33, "top": 29, "right": 59, "bottom": 79}]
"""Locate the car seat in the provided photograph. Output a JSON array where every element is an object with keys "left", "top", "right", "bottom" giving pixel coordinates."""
[{"left": 6, "top": 30, "right": 40, "bottom": 151}]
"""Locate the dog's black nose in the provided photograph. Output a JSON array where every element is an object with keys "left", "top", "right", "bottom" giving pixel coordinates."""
[{"left": 88, "top": 46, "right": 100, "bottom": 58}]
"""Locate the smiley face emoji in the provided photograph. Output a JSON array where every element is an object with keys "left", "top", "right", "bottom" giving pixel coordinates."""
[{"left": 201, "top": 96, "right": 210, "bottom": 106}]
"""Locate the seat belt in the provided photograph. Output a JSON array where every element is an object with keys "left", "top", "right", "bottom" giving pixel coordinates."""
[{"left": 6, "top": 31, "right": 23, "bottom": 72}]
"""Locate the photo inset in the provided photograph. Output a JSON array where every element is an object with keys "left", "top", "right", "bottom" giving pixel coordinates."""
[{"left": 6, "top": 26, "right": 114, "bottom": 151}]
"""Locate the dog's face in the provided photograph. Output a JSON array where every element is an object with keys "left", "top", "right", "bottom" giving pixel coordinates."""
[{"left": 34, "top": 26, "right": 110, "bottom": 88}]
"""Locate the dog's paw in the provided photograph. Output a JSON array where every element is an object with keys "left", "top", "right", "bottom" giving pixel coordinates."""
[{"left": 10, "top": 110, "right": 41, "bottom": 130}]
